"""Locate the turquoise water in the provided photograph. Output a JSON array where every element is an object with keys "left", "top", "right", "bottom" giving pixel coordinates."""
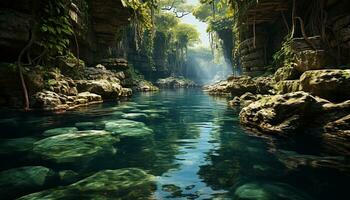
[{"left": 0, "top": 89, "right": 348, "bottom": 199}]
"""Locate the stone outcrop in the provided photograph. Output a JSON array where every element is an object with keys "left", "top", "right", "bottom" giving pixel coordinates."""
[
  {"left": 274, "top": 80, "right": 301, "bottom": 94},
  {"left": 205, "top": 75, "right": 274, "bottom": 96},
  {"left": 294, "top": 50, "right": 334, "bottom": 73},
  {"left": 156, "top": 77, "right": 198, "bottom": 88},
  {"left": 239, "top": 92, "right": 325, "bottom": 134},
  {"left": 300, "top": 69, "right": 350, "bottom": 102},
  {"left": 32, "top": 90, "right": 102, "bottom": 111},
  {"left": 274, "top": 66, "right": 300, "bottom": 82}
]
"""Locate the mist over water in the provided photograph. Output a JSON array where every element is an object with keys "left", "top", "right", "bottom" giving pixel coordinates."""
[{"left": 185, "top": 48, "right": 233, "bottom": 85}]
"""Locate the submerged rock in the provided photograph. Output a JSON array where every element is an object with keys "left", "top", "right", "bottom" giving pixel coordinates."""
[
  {"left": 105, "top": 119, "right": 153, "bottom": 140},
  {"left": 300, "top": 69, "right": 350, "bottom": 102},
  {"left": 58, "top": 170, "right": 79, "bottom": 184},
  {"left": 43, "top": 127, "right": 78, "bottom": 137},
  {"left": 0, "top": 137, "right": 36, "bottom": 156},
  {"left": 233, "top": 182, "right": 313, "bottom": 200},
  {"left": 0, "top": 166, "right": 56, "bottom": 199},
  {"left": 33, "top": 130, "right": 119, "bottom": 166},
  {"left": 239, "top": 92, "right": 324, "bottom": 134},
  {"left": 17, "top": 168, "right": 156, "bottom": 200},
  {"left": 121, "top": 113, "right": 149, "bottom": 121},
  {"left": 75, "top": 121, "right": 105, "bottom": 130}
]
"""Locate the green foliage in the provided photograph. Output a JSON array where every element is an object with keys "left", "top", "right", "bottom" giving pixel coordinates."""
[
  {"left": 155, "top": 13, "right": 179, "bottom": 32},
  {"left": 173, "top": 24, "right": 200, "bottom": 47},
  {"left": 121, "top": 0, "right": 154, "bottom": 30},
  {"left": 272, "top": 36, "right": 295, "bottom": 70},
  {"left": 192, "top": 3, "right": 212, "bottom": 22},
  {"left": 38, "top": 0, "right": 73, "bottom": 58}
]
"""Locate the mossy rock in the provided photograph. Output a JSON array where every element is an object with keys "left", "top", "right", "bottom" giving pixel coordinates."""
[
  {"left": 17, "top": 168, "right": 156, "bottom": 200},
  {"left": 233, "top": 182, "right": 313, "bottom": 200},
  {"left": 0, "top": 166, "right": 56, "bottom": 199},
  {"left": 43, "top": 127, "right": 78, "bottom": 136},
  {"left": 300, "top": 69, "right": 350, "bottom": 102},
  {"left": 104, "top": 119, "right": 153, "bottom": 140},
  {"left": 33, "top": 130, "right": 119, "bottom": 166}
]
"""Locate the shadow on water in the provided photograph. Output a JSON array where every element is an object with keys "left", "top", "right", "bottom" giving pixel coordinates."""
[{"left": 0, "top": 89, "right": 349, "bottom": 199}]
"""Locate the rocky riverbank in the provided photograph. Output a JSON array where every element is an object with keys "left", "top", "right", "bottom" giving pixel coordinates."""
[
  {"left": 205, "top": 68, "right": 350, "bottom": 157},
  {"left": 0, "top": 58, "right": 160, "bottom": 112}
]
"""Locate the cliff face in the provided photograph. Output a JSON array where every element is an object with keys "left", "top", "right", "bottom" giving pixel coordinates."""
[
  {"left": 233, "top": 0, "right": 350, "bottom": 76},
  {"left": 0, "top": 0, "right": 132, "bottom": 64},
  {"left": 0, "top": 0, "right": 137, "bottom": 110}
]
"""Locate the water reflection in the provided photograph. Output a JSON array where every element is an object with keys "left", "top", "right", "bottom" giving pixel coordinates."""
[{"left": 0, "top": 89, "right": 349, "bottom": 199}]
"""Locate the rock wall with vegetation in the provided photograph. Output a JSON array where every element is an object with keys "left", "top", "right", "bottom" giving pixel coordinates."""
[
  {"left": 0, "top": 0, "right": 162, "bottom": 111},
  {"left": 205, "top": 0, "right": 350, "bottom": 159}
]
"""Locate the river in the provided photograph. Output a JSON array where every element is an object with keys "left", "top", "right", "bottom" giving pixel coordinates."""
[{"left": 0, "top": 89, "right": 348, "bottom": 199}]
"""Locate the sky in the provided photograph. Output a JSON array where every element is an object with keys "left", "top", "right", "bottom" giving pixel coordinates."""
[{"left": 180, "top": 0, "right": 210, "bottom": 48}]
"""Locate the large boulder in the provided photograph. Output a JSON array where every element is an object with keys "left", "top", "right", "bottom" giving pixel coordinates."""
[
  {"left": 274, "top": 66, "right": 300, "bottom": 82},
  {"left": 99, "top": 58, "right": 129, "bottom": 71},
  {"left": 104, "top": 119, "right": 153, "bottom": 141},
  {"left": 322, "top": 114, "right": 350, "bottom": 156},
  {"left": 75, "top": 79, "right": 124, "bottom": 99},
  {"left": 275, "top": 80, "right": 301, "bottom": 94},
  {"left": 239, "top": 92, "right": 324, "bottom": 134},
  {"left": 233, "top": 181, "right": 313, "bottom": 200},
  {"left": 32, "top": 90, "right": 102, "bottom": 111},
  {"left": 17, "top": 168, "right": 156, "bottom": 200},
  {"left": 33, "top": 130, "right": 119, "bottom": 166},
  {"left": 300, "top": 69, "right": 350, "bottom": 102},
  {"left": 0, "top": 166, "right": 56, "bottom": 199},
  {"left": 294, "top": 50, "right": 334, "bottom": 73},
  {"left": 206, "top": 75, "right": 274, "bottom": 96}
]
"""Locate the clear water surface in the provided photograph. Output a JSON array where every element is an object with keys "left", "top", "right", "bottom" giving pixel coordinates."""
[{"left": 0, "top": 89, "right": 348, "bottom": 199}]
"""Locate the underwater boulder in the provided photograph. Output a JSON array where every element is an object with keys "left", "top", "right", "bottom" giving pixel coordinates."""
[
  {"left": 75, "top": 121, "right": 105, "bottom": 130},
  {"left": 0, "top": 137, "right": 36, "bottom": 156},
  {"left": 121, "top": 113, "right": 149, "bottom": 121},
  {"left": 17, "top": 168, "right": 156, "bottom": 200},
  {"left": 105, "top": 119, "right": 153, "bottom": 140},
  {"left": 0, "top": 166, "right": 56, "bottom": 199},
  {"left": 33, "top": 130, "right": 119, "bottom": 166},
  {"left": 233, "top": 181, "right": 313, "bottom": 200},
  {"left": 43, "top": 127, "right": 78, "bottom": 136}
]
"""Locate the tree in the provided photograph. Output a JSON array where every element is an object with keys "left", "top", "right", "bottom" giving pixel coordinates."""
[{"left": 159, "top": 0, "right": 193, "bottom": 18}]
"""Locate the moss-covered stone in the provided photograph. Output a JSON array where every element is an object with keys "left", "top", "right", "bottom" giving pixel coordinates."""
[
  {"left": 0, "top": 166, "right": 56, "bottom": 199},
  {"left": 275, "top": 80, "right": 301, "bottom": 94},
  {"left": 300, "top": 69, "right": 350, "bottom": 102},
  {"left": 43, "top": 127, "right": 78, "bottom": 136},
  {"left": 233, "top": 182, "right": 313, "bottom": 200},
  {"left": 105, "top": 119, "right": 153, "bottom": 140},
  {"left": 239, "top": 92, "right": 324, "bottom": 134},
  {"left": 17, "top": 168, "right": 156, "bottom": 200},
  {"left": 274, "top": 66, "right": 300, "bottom": 82},
  {"left": 33, "top": 130, "right": 119, "bottom": 166}
]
